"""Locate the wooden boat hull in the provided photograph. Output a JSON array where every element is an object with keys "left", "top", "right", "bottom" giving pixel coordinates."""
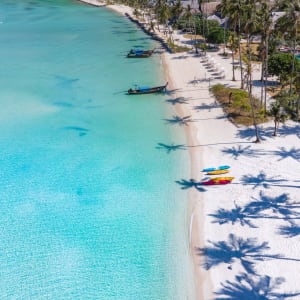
[
  {"left": 128, "top": 82, "right": 168, "bottom": 95},
  {"left": 127, "top": 49, "right": 154, "bottom": 58}
]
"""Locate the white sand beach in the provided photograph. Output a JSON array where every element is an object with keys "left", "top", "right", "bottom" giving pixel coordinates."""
[{"left": 79, "top": 1, "right": 300, "bottom": 298}]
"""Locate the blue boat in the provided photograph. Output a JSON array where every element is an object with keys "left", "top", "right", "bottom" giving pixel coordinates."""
[
  {"left": 127, "top": 48, "right": 155, "bottom": 58},
  {"left": 127, "top": 82, "right": 168, "bottom": 95}
]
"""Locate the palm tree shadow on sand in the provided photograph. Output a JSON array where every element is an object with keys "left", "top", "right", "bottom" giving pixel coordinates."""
[
  {"left": 245, "top": 191, "right": 300, "bottom": 218},
  {"left": 193, "top": 102, "right": 219, "bottom": 112},
  {"left": 165, "top": 88, "right": 182, "bottom": 96},
  {"left": 272, "top": 146, "right": 300, "bottom": 161},
  {"left": 236, "top": 127, "right": 267, "bottom": 141},
  {"left": 222, "top": 145, "right": 266, "bottom": 160},
  {"left": 240, "top": 171, "right": 289, "bottom": 189},
  {"left": 209, "top": 196, "right": 300, "bottom": 230},
  {"left": 196, "top": 234, "right": 300, "bottom": 274},
  {"left": 165, "top": 97, "right": 189, "bottom": 105},
  {"left": 278, "top": 223, "right": 300, "bottom": 238},
  {"left": 215, "top": 272, "right": 300, "bottom": 300},
  {"left": 209, "top": 202, "right": 259, "bottom": 228}
]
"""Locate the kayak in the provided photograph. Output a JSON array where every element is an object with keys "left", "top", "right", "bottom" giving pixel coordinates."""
[
  {"left": 202, "top": 165, "right": 230, "bottom": 172},
  {"left": 206, "top": 169, "right": 229, "bottom": 175},
  {"left": 201, "top": 179, "right": 232, "bottom": 185},
  {"left": 210, "top": 176, "right": 234, "bottom": 182}
]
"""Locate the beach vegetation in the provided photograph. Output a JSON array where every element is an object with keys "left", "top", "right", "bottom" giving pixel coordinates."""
[
  {"left": 268, "top": 53, "right": 300, "bottom": 86},
  {"left": 274, "top": 0, "right": 300, "bottom": 94},
  {"left": 206, "top": 26, "right": 227, "bottom": 44},
  {"left": 242, "top": 0, "right": 262, "bottom": 142},
  {"left": 272, "top": 89, "right": 300, "bottom": 122},
  {"left": 268, "top": 102, "right": 288, "bottom": 136},
  {"left": 166, "top": 37, "right": 190, "bottom": 52},
  {"left": 210, "top": 84, "right": 267, "bottom": 127}
]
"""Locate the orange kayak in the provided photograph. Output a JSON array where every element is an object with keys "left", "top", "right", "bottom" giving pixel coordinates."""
[
  {"left": 209, "top": 176, "right": 234, "bottom": 182},
  {"left": 206, "top": 169, "right": 229, "bottom": 175}
]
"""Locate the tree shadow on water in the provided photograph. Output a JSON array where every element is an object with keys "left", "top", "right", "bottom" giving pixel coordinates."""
[
  {"left": 156, "top": 143, "right": 187, "bottom": 153},
  {"left": 63, "top": 126, "right": 89, "bottom": 137},
  {"left": 196, "top": 234, "right": 298, "bottom": 274},
  {"left": 53, "top": 75, "right": 79, "bottom": 88},
  {"left": 164, "top": 115, "right": 192, "bottom": 126},
  {"left": 175, "top": 178, "right": 206, "bottom": 192},
  {"left": 215, "top": 272, "right": 300, "bottom": 300}
]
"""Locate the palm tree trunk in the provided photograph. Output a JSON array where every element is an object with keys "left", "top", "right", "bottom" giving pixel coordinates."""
[
  {"left": 231, "top": 50, "right": 236, "bottom": 81},
  {"left": 289, "top": 39, "right": 296, "bottom": 94},
  {"left": 247, "top": 33, "right": 260, "bottom": 143},
  {"left": 264, "top": 32, "right": 269, "bottom": 115},
  {"left": 237, "top": 18, "right": 244, "bottom": 89}
]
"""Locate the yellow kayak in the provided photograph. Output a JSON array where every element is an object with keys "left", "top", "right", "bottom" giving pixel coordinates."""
[
  {"left": 206, "top": 169, "right": 229, "bottom": 175},
  {"left": 210, "top": 176, "right": 234, "bottom": 182}
]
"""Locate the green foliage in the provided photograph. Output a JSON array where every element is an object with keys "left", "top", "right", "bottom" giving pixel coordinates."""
[
  {"left": 268, "top": 53, "right": 300, "bottom": 84},
  {"left": 274, "top": 90, "right": 298, "bottom": 120},
  {"left": 177, "top": 15, "right": 227, "bottom": 45},
  {"left": 166, "top": 38, "right": 190, "bottom": 53},
  {"left": 206, "top": 27, "right": 227, "bottom": 44},
  {"left": 210, "top": 84, "right": 267, "bottom": 125}
]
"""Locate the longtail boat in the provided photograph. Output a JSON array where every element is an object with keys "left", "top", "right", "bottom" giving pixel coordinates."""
[
  {"left": 127, "top": 82, "right": 168, "bottom": 95},
  {"left": 127, "top": 49, "right": 155, "bottom": 58}
]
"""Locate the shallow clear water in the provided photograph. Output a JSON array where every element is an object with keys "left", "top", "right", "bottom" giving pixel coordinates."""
[{"left": 0, "top": 1, "right": 193, "bottom": 299}]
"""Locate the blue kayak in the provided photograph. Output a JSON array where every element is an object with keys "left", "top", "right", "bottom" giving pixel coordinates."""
[{"left": 202, "top": 165, "right": 230, "bottom": 172}]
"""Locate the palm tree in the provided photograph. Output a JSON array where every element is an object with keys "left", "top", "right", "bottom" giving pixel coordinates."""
[
  {"left": 218, "top": 0, "right": 246, "bottom": 88},
  {"left": 275, "top": 0, "right": 300, "bottom": 95},
  {"left": 154, "top": 0, "right": 166, "bottom": 32},
  {"left": 228, "top": 32, "right": 239, "bottom": 81},
  {"left": 169, "top": 0, "right": 183, "bottom": 28},
  {"left": 243, "top": 0, "right": 261, "bottom": 142},
  {"left": 269, "top": 102, "right": 287, "bottom": 136},
  {"left": 258, "top": 0, "right": 273, "bottom": 115}
]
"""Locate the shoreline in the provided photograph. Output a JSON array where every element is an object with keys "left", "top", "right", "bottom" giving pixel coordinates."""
[
  {"left": 77, "top": 0, "right": 208, "bottom": 297},
  {"left": 163, "top": 62, "right": 207, "bottom": 298},
  {"left": 77, "top": 0, "right": 300, "bottom": 298}
]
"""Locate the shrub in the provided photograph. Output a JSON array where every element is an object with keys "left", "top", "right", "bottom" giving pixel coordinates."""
[{"left": 210, "top": 84, "right": 268, "bottom": 125}]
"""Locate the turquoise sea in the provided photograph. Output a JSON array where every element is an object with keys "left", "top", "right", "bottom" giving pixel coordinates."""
[{"left": 0, "top": 0, "right": 193, "bottom": 299}]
